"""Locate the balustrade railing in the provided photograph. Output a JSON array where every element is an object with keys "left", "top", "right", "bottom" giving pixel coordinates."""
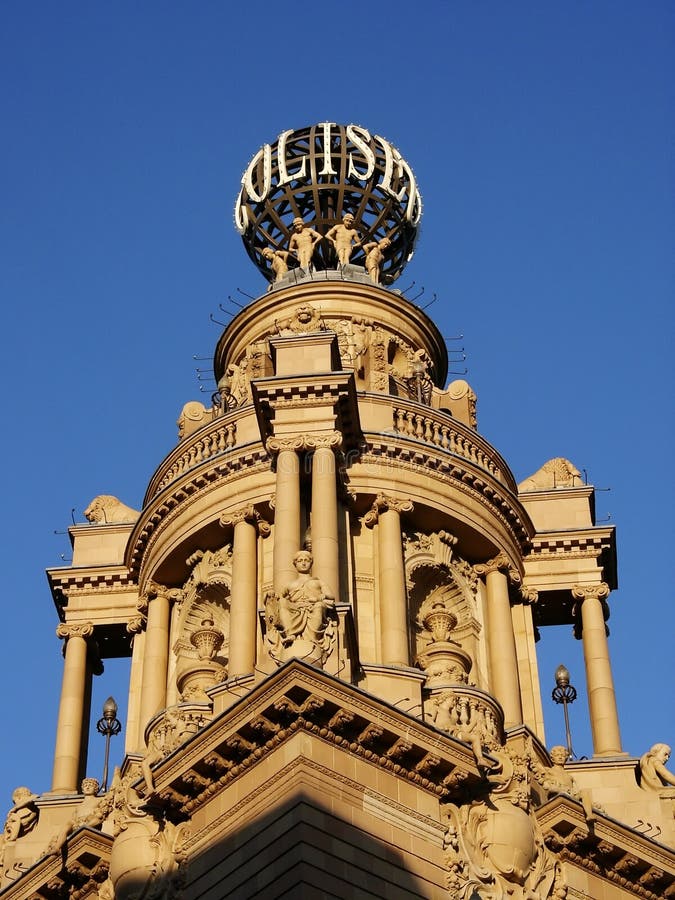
[
  {"left": 385, "top": 397, "right": 512, "bottom": 488},
  {"left": 146, "top": 414, "right": 238, "bottom": 501}
]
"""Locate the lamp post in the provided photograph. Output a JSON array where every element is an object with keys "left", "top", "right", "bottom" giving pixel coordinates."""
[
  {"left": 552, "top": 664, "right": 577, "bottom": 759},
  {"left": 96, "top": 696, "right": 121, "bottom": 791}
]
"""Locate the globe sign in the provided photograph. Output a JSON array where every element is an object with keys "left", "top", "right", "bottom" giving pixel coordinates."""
[{"left": 234, "top": 123, "right": 422, "bottom": 285}]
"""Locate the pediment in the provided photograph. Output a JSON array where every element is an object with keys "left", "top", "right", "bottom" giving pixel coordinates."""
[
  {"left": 2, "top": 827, "right": 111, "bottom": 899},
  {"left": 536, "top": 794, "right": 675, "bottom": 898},
  {"left": 149, "top": 660, "right": 486, "bottom": 820}
]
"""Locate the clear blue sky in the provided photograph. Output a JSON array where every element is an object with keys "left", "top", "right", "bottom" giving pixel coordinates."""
[{"left": 0, "top": 3, "right": 672, "bottom": 804}]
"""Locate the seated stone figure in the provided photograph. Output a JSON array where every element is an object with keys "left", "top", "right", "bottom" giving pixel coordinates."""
[
  {"left": 265, "top": 551, "right": 336, "bottom": 665},
  {"left": 639, "top": 742, "right": 675, "bottom": 792}
]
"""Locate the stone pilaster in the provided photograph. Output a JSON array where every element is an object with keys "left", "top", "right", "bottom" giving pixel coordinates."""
[
  {"left": 365, "top": 494, "right": 413, "bottom": 667},
  {"left": 475, "top": 553, "right": 523, "bottom": 729},
  {"left": 572, "top": 583, "right": 622, "bottom": 756},
  {"left": 52, "top": 622, "right": 94, "bottom": 793}
]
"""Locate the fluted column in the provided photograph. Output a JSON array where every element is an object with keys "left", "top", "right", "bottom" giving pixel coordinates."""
[
  {"left": 52, "top": 622, "right": 94, "bottom": 793},
  {"left": 365, "top": 494, "right": 413, "bottom": 667},
  {"left": 572, "top": 583, "right": 622, "bottom": 756},
  {"left": 221, "top": 505, "right": 269, "bottom": 678},
  {"left": 311, "top": 437, "right": 341, "bottom": 599},
  {"left": 138, "top": 584, "right": 172, "bottom": 737},
  {"left": 475, "top": 553, "right": 523, "bottom": 729},
  {"left": 270, "top": 442, "right": 302, "bottom": 593}
]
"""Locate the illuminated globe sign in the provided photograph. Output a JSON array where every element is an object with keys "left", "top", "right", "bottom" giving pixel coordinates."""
[{"left": 234, "top": 123, "right": 422, "bottom": 286}]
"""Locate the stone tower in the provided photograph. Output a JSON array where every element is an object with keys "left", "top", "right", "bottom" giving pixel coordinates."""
[{"left": 1, "top": 124, "right": 673, "bottom": 899}]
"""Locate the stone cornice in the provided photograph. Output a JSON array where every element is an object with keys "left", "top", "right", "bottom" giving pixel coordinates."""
[
  {"left": 126, "top": 443, "right": 271, "bottom": 578},
  {"left": 0, "top": 826, "right": 111, "bottom": 900},
  {"left": 537, "top": 794, "right": 675, "bottom": 899},
  {"left": 149, "top": 660, "right": 484, "bottom": 819},
  {"left": 47, "top": 565, "right": 137, "bottom": 614}
]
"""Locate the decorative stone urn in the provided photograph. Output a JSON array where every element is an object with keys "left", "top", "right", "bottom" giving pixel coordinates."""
[
  {"left": 176, "top": 617, "right": 226, "bottom": 700},
  {"left": 417, "top": 602, "right": 473, "bottom": 686}
]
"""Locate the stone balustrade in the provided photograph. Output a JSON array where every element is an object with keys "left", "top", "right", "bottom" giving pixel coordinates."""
[
  {"left": 145, "top": 414, "right": 238, "bottom": 500},
  {"left": 393, "top": 401, "right": 504, "bottom": 482}
]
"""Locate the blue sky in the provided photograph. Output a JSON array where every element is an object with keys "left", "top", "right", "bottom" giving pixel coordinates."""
[{"left": 0, "top": 3, "right": 672, "bottom": 804}]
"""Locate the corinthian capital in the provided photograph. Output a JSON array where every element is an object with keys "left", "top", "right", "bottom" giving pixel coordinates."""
[
  {"left": 571, "top": 583, "right": 610, "bottom": 603},
  {"left": 266, "top": 432, "right": 343, "bottom": 454},
  {"left": 474, "top": 552, "right": 521, "bottom": 585},
  {"left": 520, "top": 585, "right": 539, "bottom": 605},
  {"left": 219, "top": 504, "right": 271, "bottom": 535},
  {"left": 56, "top": 622, "right": 94, "bottom": 641},
  {"left": 363, "top": 493, "right": 414, "bottom": 528}
]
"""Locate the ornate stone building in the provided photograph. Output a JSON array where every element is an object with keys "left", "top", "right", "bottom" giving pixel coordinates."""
[{"left": 1, "top": 124, "right": 673, "bottom": 899}]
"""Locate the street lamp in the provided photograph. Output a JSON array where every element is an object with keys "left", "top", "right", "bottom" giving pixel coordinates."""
[
  {"left": 96, "top": 696, "right": 121, "bottom": 791},
  {"left": 552, "top": 664, "right": 577, "bottom": 759}
]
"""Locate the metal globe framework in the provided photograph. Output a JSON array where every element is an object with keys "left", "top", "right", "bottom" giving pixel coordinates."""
[{"left": 234, "top": 123, "right": 422, "bottom": 285}]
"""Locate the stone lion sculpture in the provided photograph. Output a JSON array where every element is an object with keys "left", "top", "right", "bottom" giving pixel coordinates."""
[
  {"left": 518, "top": 458, "right": 582, "bottom": 492},
  {"left": 84, "top": 495, "right": 140, "bottom": 524}
]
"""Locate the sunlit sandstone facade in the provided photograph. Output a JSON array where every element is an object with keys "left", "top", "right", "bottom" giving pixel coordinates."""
[{"left": 1, "top": 127, "right": 674, "bottom": 897}]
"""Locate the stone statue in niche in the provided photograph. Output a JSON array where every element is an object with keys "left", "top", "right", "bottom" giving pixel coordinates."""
[
  {"left": 262, "top": 247, "right": 292, "bottom": 283},
  {"left": 362, "top": 236, "right": 391, "bottom": 283},
  {"left": 518, "top": 457, "right": 583, "bottom": 492},
  {"left": 326, "top": 213, "right": 362, "bottom": 266},
  {"left": 534, "top": 745, "right": 595, "bottom": 823},
  {"left": 84, "top": 495, "right": 140, "bottom": 524},
  {"left": 46, "top": 778, "right": 113, "bottom": 857},
  {"left": 639, "top": 743, "right": 675, "bottom": 792},
  {"left": 288, "top": 217, "right": 322, "bottom": 269},
  {"left": 265, "top": 550, "right": 336, "bottom": 666}
]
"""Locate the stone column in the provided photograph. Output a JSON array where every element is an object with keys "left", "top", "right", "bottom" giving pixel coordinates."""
[
  {"left": 573, "top": 583, "right": 622, "bottom": 756},
  {"left": 475, "top": 554, "right": 523, "bottom": 730},
  {"left": 270, "top": 442, "right": 302, "bottom": 593},
  {"left": 138, "top": 584, "right": 172, "bottom": 738},
  {"left": 221, "top": 505, "right": 269, "bottom": 678},
  {"left": 52, "top": 622, "right": 94, "bottom": 793},
  {"left": 366, "top": 495, "right": 413, "bottom": 667},
  {"left": 311, "top": 438, "right": 341, "bottom": 600}
]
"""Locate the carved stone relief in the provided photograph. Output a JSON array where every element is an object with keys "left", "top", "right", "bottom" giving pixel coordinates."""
[
  {"left": 172, "top": 546, "right": 232, "bottom": 700},
  {"left": 405, "top": 532, "right": 482, "bottom": 686},
  {"left": 84, "top": 495, "right": 140, "bottom": 524},
  {"left": 518, "top": 457, "right": 583, "bottom": 492}
]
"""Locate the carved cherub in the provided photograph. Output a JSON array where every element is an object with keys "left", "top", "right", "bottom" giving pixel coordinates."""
[
  {"left": 288, "top": 217, "right": 322, "bottom": 269},
  {"left": 639, "top": 743, "right": 675, "bottom": 792},
  {"left": 326, "top": 213, "right": 362, "bottom": 266},
  {"left": 46, "top": 778, "right": 113, "bottom": 856},
  {"left": 362, "top": 237, "right": 391, "bottom": 283},
  {"left": 262, "top": 247, "right": 292, "bottom": 283}
]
